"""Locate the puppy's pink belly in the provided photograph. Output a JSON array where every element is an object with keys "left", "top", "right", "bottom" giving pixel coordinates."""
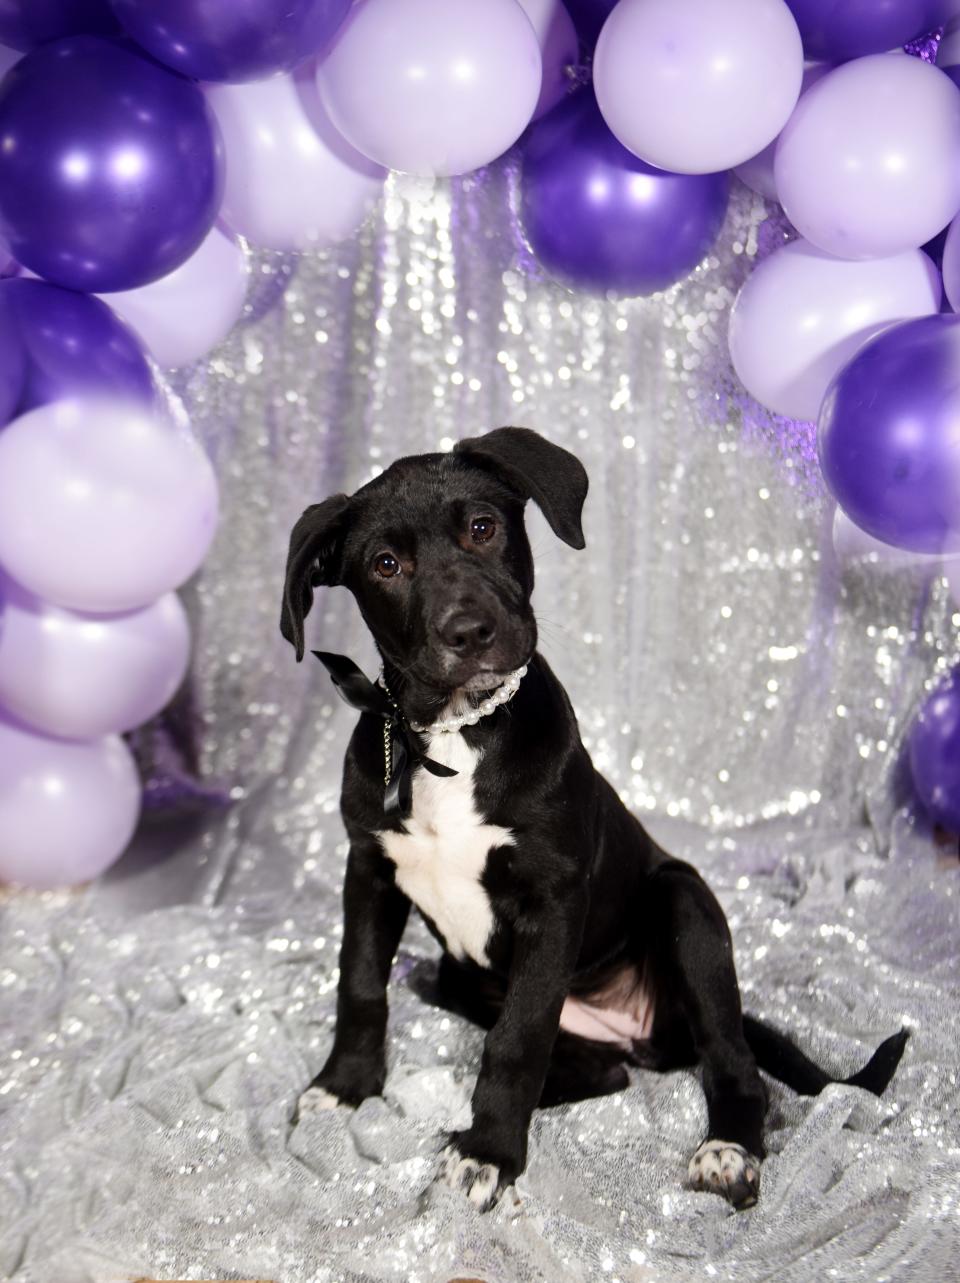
[{"left": 559, "top": 988, "right": 654, "bottom": 1047}]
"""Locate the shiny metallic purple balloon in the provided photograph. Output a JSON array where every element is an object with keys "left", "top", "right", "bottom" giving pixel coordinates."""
[
  {"left": 0, "top": 38, "right": 224, "bottom": 292},
  {"left": 564, "top": 0, "right": 616, "bottom": 45},
  {"left": 0, "top": 278, "right": 154, "bottom": 424},
  {"left": 784, "top": 0, "right": 955, "bottom": 61},
  {"left": 818, "top": 314, "right": 960, "bottom": 553},
  {"left": 909, "top": 668, "right": 960, "bottom": 832},
  {"left": 520, "top": 91, "right": 729, "bottom": 296},
  {"left": 0, "top": 0, "right": 119, "bottom": 51},
  {"left": 109, "top": 0, "right": 351, "bottom": 83}
]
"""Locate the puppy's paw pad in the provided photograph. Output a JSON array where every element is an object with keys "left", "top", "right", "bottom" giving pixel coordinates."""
[
  {"left": 296, "top": 1086, "right": 342, "bottom": 1117},
  {"left": 688, "top": 1139, "right": 760, "bottom": 1209},
  {"left": 440, "top": 1148, "right": 501, "bottom": 1211}
]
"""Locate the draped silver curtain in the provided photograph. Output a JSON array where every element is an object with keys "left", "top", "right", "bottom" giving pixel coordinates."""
[{"left": 2, "top": 172, "right": 958, "bottom": 1283}]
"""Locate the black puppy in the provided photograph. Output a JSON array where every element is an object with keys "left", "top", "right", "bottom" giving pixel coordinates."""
[{"left": 280, "top": 427, "right": 906, "bottom": 1212}]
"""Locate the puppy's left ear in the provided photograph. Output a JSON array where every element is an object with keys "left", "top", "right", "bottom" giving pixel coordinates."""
[
  {"left": 454, "top": 426, "right": 588, "bottom": 549},
  {"left": 280, "top": 494, "right": 352, "bottom": 661}
]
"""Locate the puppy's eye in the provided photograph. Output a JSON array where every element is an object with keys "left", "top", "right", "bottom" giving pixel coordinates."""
[
  {"left": 374, "top": 552, "right": 401, "bottom": 579},
  {"left": 470, "top": 516, "right": 496, "bottom": 544}
]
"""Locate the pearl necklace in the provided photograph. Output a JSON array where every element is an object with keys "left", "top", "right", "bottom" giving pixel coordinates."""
[{"left": 377, "top": 663, "right": 528, "bottom": 735}]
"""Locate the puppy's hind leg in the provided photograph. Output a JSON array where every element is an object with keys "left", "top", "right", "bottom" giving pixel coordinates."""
[
  {"left": 539, "top": 1031, "right": 631, "bottom": 1107},
  {"left": 643, "top": 858, "right": 767, "bottom": 1210}
]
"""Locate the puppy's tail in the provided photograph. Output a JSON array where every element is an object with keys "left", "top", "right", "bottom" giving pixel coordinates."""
[{"left": 742, "top": 1015, "right": 909, "bottom": 1097}]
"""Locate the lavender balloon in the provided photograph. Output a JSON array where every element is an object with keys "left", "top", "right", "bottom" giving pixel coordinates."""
[
  {"left": 775, "top": 55, "right": 960, "bottom": 259},
  {"left": 909, "top": 669, "right": 960, "bottom": 833},
  {"left": 943, "top": 213, "right": 960, "bottom": 313},
  {"left": 594, "top": 0, "right": 803, "bottom": 174},
  {"left": 0, "top": 0, "right": 119, "bottom": 50},
  {"left": 208, "top": 68, "right": 384, "bottom": 252},
  {"left": 98, "top": 226, "right": 248, "bottom": 369},
  {"left": 0, "top": 38, "right": 224, "bottom": 292},
  {"left": 521, "top": 91, "right": 729, "bottom": 296},
  {"left": 0, "top": 714, "right": 140, "bottom": 889},
  {"left": 729, "top": 240, "right": 941, "bottom": 422},
  {"left": 0, "top": 579, "right": 190, "bottom": 739},
  {"left": 734, "top": 62, "right": 831, "bottom": 202},
  {"left": 784, "top": 0, "right": 955, "bottom": 61},
  {"left": 318, "top": 0, "right": 542, "bottom": 178},
  {"left": 819, "top": 315, "right": 960, "bottom": 554},
  {"left": 517, "top": 0, "right": 578, "bottom": 122},
  {"left": 0, "top": 399, "right": 219, "bottom": 613},
  {"left": 109, "top": 0, "right": 350, "bottom": 83},
  {"left": 0, "top": 278, "right": 154, "bottom": 422}
]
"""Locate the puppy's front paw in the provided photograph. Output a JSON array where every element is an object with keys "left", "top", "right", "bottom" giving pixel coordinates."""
[
  {"left": 441, "top": 1146, "right": 503, "bottom": 1212},
  {"left": 295, "top": 1085, "right": 343, "bottom": 1120},
  {"left": 300, "top": 1049, "right": 386, "bottom": 1114},
  {"left": 688, "top": 1139, "right": 761, "bottom": 1209}
]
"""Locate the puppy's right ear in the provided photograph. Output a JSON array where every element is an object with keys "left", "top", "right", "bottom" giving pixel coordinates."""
[{"left": 280, "top": 494, "right": 352, "bottom": 661}]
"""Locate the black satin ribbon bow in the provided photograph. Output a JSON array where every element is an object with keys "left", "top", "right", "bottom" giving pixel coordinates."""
[{"left": 312, "top": 650, "right": 457, "bottom": 818}]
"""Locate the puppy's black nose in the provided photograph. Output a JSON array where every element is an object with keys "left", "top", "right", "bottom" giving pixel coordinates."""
[{"left": 438, "top": 610, "right": 497, "bottom": 656}]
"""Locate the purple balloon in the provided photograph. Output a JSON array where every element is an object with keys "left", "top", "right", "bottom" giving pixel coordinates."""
[
  {"left": 0, "top": 278, "right": 153, "bottom": 423},
  {"left": 564, "top": 0, "right": 616, "bottom": 44},
  {"left": 0, "top": 38, "right": 224, "bottom": 292},
  {"left": 0, "top": 292, "right": 23, "bottom": 426},
  {"left": 520, "top": 91, "right": 729, "bottom": 296},
  {"left": 819, "top": 314, "right": 960, "bottom": 554},
  {"left": 909, "top": 668, "right": 960, "bottom": 832},
  {"left": 784, "top": 1, "right": 955, "bottom": 61},
  {"left": 109, "top": 0, "right": 351, "bottom": 83},
  {"left": 0, "top": 0, "right": 119, "bottom": 51}
]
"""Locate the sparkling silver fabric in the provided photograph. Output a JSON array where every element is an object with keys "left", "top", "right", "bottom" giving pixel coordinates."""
[{"left": 3, "top": 172, "right": 960, "bottom": 1283}]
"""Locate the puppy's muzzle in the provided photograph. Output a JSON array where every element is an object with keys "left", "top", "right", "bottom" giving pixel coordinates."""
[{"left": 437, "top": 607, "right": 497, "bottom": 660}]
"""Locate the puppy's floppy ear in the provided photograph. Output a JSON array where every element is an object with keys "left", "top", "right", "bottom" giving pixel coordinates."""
[
  {"left": 454, "top": 426, "right": 588, "bottom": 549},
  {"left": 280, "top": 494, "right": 352, "bottom": 661}
]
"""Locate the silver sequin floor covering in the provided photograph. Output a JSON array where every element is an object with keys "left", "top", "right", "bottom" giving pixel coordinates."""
[{"left": 2, "top": 173, "right": 959, "bottom": 1283}]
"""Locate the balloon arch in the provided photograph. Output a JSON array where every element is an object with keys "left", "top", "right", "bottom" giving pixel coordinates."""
[{"left": 0, "top": 0, "right": 959, "bottom": 886}]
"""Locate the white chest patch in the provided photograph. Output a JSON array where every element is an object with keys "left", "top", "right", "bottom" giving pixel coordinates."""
[{"left": 376, "top": 732, "right": 511, "bottom": 966}]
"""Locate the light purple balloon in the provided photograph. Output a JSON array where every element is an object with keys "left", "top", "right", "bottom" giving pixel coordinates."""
[
  {"left": 517, "top": 0, "right": 578, "bottom": 122},
  {"left": 593, "top": 0, "right": 803, "bottom": 174},
  {"left": 734, "top": 61, "right": 831, "bottom": 201},
  {"left": 0, "top": 578, "right": 190, "bottom": 738},
  {"left": 775, "top": 55, "right": 960, "bottom": 259},
  {"left": 730, "top": 239, "right": 941, "bottom": 421},
  {"left": 0, "top": 398, "right": 219, "bottom": 613},
  {"left": 0, "top": 713, "right": 140, "bottom": 889},
  {"left": 943, "top": 212, "right": 960, "bottom": 314},
  {"left": 207, "top": 67, "right": 384, "bottom": 251},
  {"left": 317, "top": 0, "right": 542, "bottom": 177},
  {"left": 98, "top": 225, "right": 249, "bottom": 369}
]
